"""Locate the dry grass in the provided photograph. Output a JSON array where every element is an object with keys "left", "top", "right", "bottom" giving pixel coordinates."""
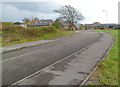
[{"left": 2, "top": 25, "right": 73, "bottom": 46}]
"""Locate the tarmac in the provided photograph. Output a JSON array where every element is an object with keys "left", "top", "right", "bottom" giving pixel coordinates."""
[{"left": 9, "top": 31, "right": 113, "bottom": 85}]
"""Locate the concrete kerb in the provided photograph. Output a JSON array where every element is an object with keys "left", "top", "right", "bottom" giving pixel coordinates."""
[
  {"left": 80, "top": 31, "right": 114, "bottom": 85},
  {"left": 1, "top": 31, "right": 91, "bottom": 53},
  {"left": 2, "top": 31, "right": 113, "bottom": 86},
  {"left": 1, "top": 32, "right": 77, "bottom": 53},
  {"left": 11, "top": 46, "right": 89, "bottom": 86},
  {"left": 1, "top": 41, "right": 51, "bottom": 53},
  {"left": 2, "top": 39, "right": 57, "bottom": 53},
  {"left": 10, "top": 31, "right": 102, "bottom": 85}
]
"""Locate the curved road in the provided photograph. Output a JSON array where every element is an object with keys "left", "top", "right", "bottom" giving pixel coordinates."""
[{"left": 2, "top": 31, "right": 101, "bottom": 85}]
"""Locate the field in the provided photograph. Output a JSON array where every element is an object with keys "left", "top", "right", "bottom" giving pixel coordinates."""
[
  {"left": 1, "top": 24, "right": 73, "bottom": 46},
  {"left": 87, "top": 30, "right": 118, "bottom": 85}
]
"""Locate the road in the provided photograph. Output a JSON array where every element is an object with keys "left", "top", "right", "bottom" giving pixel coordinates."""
[{"left": 2, "top": 31, "right": 101, "bottom": 85}]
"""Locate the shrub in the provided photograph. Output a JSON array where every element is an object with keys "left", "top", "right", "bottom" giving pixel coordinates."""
[
  {"left": 28, "top": 26, "right": 57, "bottom": 37},
  {"left": 52, "top": 21, "right": 62, "bottom": 29},
  {"left": 2, "top": 24, "right": 73, "bottom": 46},
  {"left": 80, "top": 26, "right": 85, "bottom": 30},
  {"left": 2, "top": 25, "right": 57, "bottom": 38}
]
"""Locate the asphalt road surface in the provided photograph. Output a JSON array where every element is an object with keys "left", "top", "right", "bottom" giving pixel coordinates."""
[{"left": 2, "top": 31, "right": 101, "bottom": 85}]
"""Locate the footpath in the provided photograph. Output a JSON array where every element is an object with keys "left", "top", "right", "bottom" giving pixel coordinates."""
[
  {"left": 11, "top": 31, "right": 113, "bottom": 85},
  {"left": 1, "top": 33, "right": 76, "bottom": 53}
]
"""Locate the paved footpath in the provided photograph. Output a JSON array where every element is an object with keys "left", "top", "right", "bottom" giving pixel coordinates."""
[
  {"left": 1, "top": 33, "right": 76, "bottom": 53},
  {"left": 3, "top": 30, "right": 99, "bottom": 85},
  {"left": 12, "top": 31, "right": 113, "bottom": 85}
]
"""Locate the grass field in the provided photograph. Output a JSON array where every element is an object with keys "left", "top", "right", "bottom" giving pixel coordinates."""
[{"left": 87, "top": 30, "right": 118, "bottom": 85}]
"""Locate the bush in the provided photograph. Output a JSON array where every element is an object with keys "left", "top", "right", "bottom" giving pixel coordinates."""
[
  {"left": 2, "top": 25, "right": 57, "bottom": 38},
  {"left": 2, "top": 24, "right": 73, "bottom": 46},
  {"left": 52, "top": 21, "right": 62, "bottom": 29},
  {"left": 80, "top": 26, "right": 85, "bottom": 30},
  {"left": 28, "top": 26, "right": 57, "bottom": 37}
]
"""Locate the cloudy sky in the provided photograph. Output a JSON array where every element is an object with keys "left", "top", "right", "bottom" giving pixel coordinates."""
[{"left": 1, "top": 0, "right": 120, "bottom": 24}]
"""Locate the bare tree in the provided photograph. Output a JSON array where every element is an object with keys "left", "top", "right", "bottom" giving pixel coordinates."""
[
  {"left": 23, "top": 18, "right": 30, "bottom": 26},
  {"left": 54, "top": 5, "right": 84, "bottom": 30}
]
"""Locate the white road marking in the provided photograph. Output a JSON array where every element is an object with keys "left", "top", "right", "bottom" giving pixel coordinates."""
[
  {"left": 81, "top": 32, "right": 114, "bottom": 85},
  {"left": 2, "top": 38, "right": 67, "bottom": 63},
  {"left": 11, "top": 46, "right": 89, "bottom": 85},
  {"left": 2, "top": 50, "right": 42, "bottom": 63},
  {"left": 11, "top": 32, "right": 101, "bottom": 85},
  {"left": 2, "top": 31, "right": 101, "bottom": 86},
  {"left": 2, "top": 39, "right": 58, "bottom": 63},
  {"left": 2, "top": 32, "right": 79, "bottom": 63}
]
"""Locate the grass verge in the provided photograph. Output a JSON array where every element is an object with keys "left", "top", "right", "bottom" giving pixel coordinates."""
[
  {"left": 2, "top": 27, "right": 73, "bottom": 46},
  {"left": 86, "top": 30, "right": 118, "bottom": 85}
]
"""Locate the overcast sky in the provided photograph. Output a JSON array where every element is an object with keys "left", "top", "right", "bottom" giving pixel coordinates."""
[{"left": 1, "top": 0, "right": 119, "bottom": 24}]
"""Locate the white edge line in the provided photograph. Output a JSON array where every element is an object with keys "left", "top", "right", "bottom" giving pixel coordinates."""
[
  {"left": 2, "top": 50, "right": 41, "bottom": 63},
  {"left": 80, "top": 32, "right": 114, "bottom": 85},
  {"left": 2, "top": 34, "right": 74, "bottom": 62},
  {"left": 1, "top": 40, "right": 55, "bottom": 53},
  {"left": 11, "top": 46, "right": 88, "bottom": 85},
  {"left": 1, "top": 40, "right": 59, "bottom": 63},
  {"left": 11, "top": 31, "right": 101, "bottom": 85},
  {"left": 2, "top": 33, "right": 73, "bottom": 53}
]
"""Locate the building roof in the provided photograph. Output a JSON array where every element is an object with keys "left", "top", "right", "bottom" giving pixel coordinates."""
[
  {"left": 30, "top": 19, "right": 53, "bottom": 26},
  {"left": 92, "top": 22, "right": 101, "bottom": 24},
  {"left": 93, "top": 24, "right": 117, "bottom": 27},
  {"left": 85, "top": 23, "right": 118, "bottom": 26}
]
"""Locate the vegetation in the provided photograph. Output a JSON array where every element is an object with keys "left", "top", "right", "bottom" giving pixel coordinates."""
[
  {"left": 54, "top": 5, "right": 84, "bottom": 30},
  {"left": 87, "top": 30, "right": 118, "bottom": 85},
  {"left": 14, "top": 22, "right": 22, "bottom": 25},
  {"left": 0, "top": 23, "right": 2, "bottom": 46},
  {"left": 23, "top": 18, "right": 30, "bottom": 26},
  {"left": 2, "top": 22, "right": 13, "bottom": 25},
  {"left": 52, "top": 20, "right": 63, "bottom": 29},
  {"left": 1, "top": 23, "right": 73, "bottom": 46}
]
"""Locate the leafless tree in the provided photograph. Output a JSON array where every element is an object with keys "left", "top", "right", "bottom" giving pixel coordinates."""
[
  {"left": 23, "top": 18, "right": 30, "bottom": 26},
  {"left": 54, "top": 5, "right": 84, "bottom": 30}
]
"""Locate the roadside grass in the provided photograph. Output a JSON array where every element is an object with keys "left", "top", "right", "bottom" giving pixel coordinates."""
[
  {"left": 0, "top": 36, "right": 1, "bottom": 46},
  {"left": 0, "top": 24, "right": 2, "bottom": 46},
  {"left": 2, "top": 26, "right": 73, "bottom": 46},
  {"left": 87, "top": 30, "right": 118, "bottom": 85}
]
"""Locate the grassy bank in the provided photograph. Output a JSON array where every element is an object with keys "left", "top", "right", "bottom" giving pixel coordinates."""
[
  {"left": 87, "top": 30, "right": 118, "bottom": 85},
  {"left": 0, "top": 23, "right": 2, "bottom": 46},
  {"left": 2, "top": 25, "right": 73, "bottom": 46}
]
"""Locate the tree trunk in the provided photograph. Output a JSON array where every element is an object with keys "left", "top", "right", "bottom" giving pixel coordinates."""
[{"left": 68, "top": 22, "right": 74, "bottom": 30}]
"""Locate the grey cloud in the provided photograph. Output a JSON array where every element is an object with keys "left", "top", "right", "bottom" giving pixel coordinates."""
[
  {"left": 3, "top": 2, "right": 60, "bottom": 14},
  {"left": 2, "top": 2, "right": 59, "bottom": 22}
]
